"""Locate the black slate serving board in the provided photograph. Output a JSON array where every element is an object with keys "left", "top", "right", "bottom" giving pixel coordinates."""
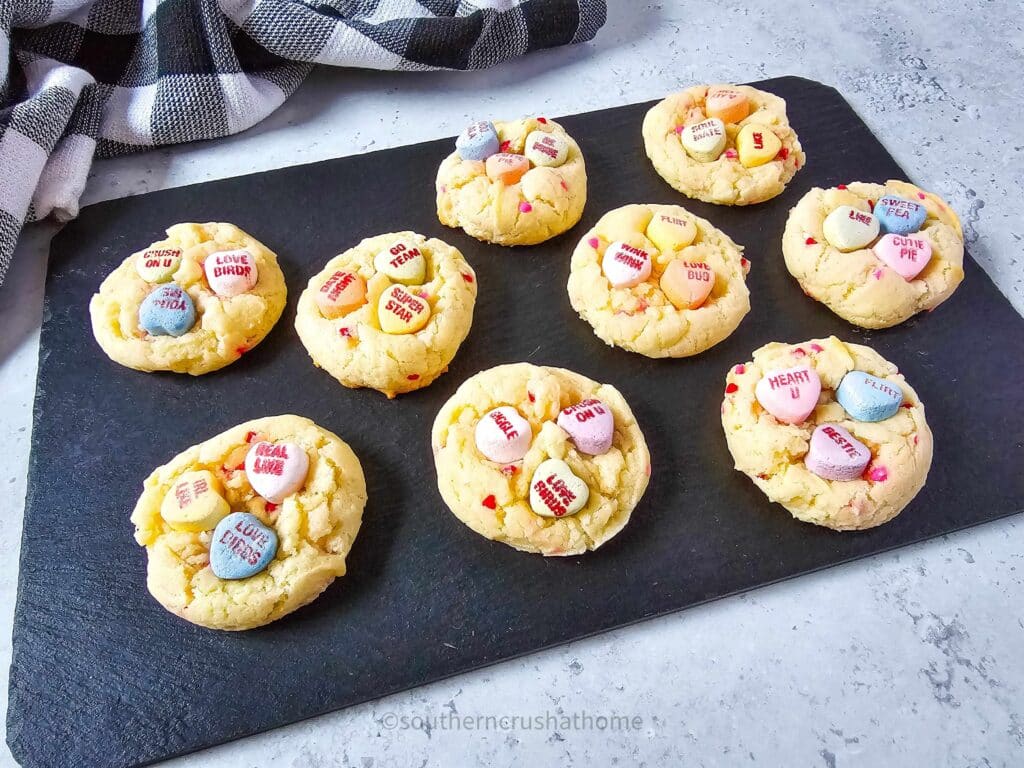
[{"left": 8, "top": 77, "right": 1024, "bottom": 768}]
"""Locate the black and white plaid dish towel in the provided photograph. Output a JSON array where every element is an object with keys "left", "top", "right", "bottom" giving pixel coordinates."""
[{"left": 0, "top": 0, "right": 606, "bottom": 285}]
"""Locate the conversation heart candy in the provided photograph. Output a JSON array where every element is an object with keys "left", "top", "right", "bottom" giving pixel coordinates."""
[
  {"left": 373, "top": 239, "right": 426, "bottom": 285},
  {"left": 705, "top": 86, "right": 750, "bottom": 124},
  {"left": 316, "top": 270, "right": 366, "bottom": 318},
  {"left": 872, "top": 233, "right": 932, "bottom": 280},
  {"left": 556, "top": 398, "right": 614, "bottom": 455},
  {"left": 485, "top": 153, "right": 530, "bottom": 185},
  {"left": 874, "top": 194, "right": 927, "bottom": 236},
  {"left": 139, "top": 283, "right": 196, "bottom": 337},
  {"left": 160, "top": 470, "right": 230, "bottom": 532},
  {"left": 805, "top": 424, "right": 872, "bottom": 481},
  {"left": 680, "top": 118, "right": 727, "bottom": 163},
  {"left": 475, "top": 406, "right": 532, "bottom": 463},
  {"left": 204, "top": 249, "right": 258, "bottom": 297},
  {"left": 736, "top": 124, "right": 782, "bottom": 168},
  {"left": 210, "top": 512, "right": 278, "bottom": 580},
  {"left": 646, "top": 212, "right": 697, "bottom": 252},
  {"left": 136, "top": 247, "right": 182, "bottom": 283},
  {"left": 529, "top": 459, "right": 589, "bottom": 518},
  {"left": 456, "top": 120, "right": 499, "bottom": 161},
  {"left": 378, "top": 284, "right": 431, "bottom": 334},
  {"left": 822, "top": 205, "right": 880, "bottom": 252},
  {"left": 660, "top": 259, "right": 714, "bottom": 310},
  {"left": 524, "top": 130, "right": 569, "bottom": 167},
  {"left": 755, "top": 365, "right": 822, "bottom": 424},
  {"left": 836, "top": 371, "right": 904, "bottom": 422},
  {"left": 602, "top": 241, "right": 652, "bottom": 288},
  {"left": 244, "top": 441, "right": 309, "bottom": 503}
]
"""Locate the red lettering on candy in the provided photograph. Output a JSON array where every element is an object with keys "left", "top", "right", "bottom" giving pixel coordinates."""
[
  {"left": 253, "top": 457, "right": 284, "bottom": 476},
  {"left": 562, "top": 398, "right": 607, "bottom": 424},
  {"left": 766, "top": 370, "right": 810, "bottom": 390},
  {"left": 382, "top": 286, "right": 425, "bottom": 324},
  {"left": 822, "top": 426, "right": 862, "bottom": 458},
  {"left": 846, "top": 209, "right": 874, "bottom": 226},
  {"left": 388, "top": 247, "right": 421, "bottom": 268},
  {"left": 530, "top": 138, "right": 558, "bottom": 159},
  {"left": 488, "top": 410, "right": 520, "bottom": 441},
  {"left": 321, "top": 271, "right": 357, "bottom": 301},
  {"left": 212, "top": 264, "right": 251, "bottom": 278},
  {"left": 532, "top": 474, "right": 578, "bottom": 518},
  {"left": 255, "top": 443, "right": 288, "bottom": 459}
]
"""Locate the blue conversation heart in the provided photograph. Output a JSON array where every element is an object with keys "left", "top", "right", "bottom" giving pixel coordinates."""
[
  {"left": 210, "top": 512, "right": 278, "bottom": 580},
  {"left": 455, "top": 120, "right": 499, "bottom": 161},
  {"left": 836, "top": 371, "right": 904, "bottom": 422},
  {"left": 139, "top": 283, "right": 196, "bottom": 337},
  {"left": 874, "top": 194, "right": 927, "bottom": 236}
]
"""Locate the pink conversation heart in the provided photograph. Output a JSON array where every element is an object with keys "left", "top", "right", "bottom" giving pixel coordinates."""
[
  {"left": 205, "top": 249, "right": 258, "bottom": 297},
  {"left": 601, "top": 241, "right": 652, "bottom": 288},
  {"left": 805, "top": 424, "right": 871, "bottom": 481},
  {"left": 872, "top": 233, "right": 932, "bottom": 280},
  {"left": 754, "top": 365, "right": 821, "bottom": 424},
  {"left": 244, "top": 441, "right": 309, "bottom": 503},
  {"left": 475, "top": 406, "right": 532, "bottom": 463},
  {"left": 556, "top": 398, "right": 614, "bottom": 455}
]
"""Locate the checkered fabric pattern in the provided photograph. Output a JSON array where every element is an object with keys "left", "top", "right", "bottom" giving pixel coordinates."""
[{"left": 0, "top": 0, "right": 606, "bottom": 285}]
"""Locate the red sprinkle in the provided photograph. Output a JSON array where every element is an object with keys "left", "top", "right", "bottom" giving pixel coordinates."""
[
  {"left": 501, "top": 465, "right": 519, "bottom": 476},
  {"left": 810, "top": 343, "right": 824, "bottom": 353},
  {"left": 407, "top": 374, "right": 420, "bottom": 381},
  {"left": 528, "top": 392, "right": 535, "bottom": 403},
  {"left": 537, "top": 117, "right": 548, "bottom": 124},
  {"left": 901, "top": 402, "right": 913, "bottom": 408},
  {"left": 805, "top": 237, "right": 817, "bottom": 245},
  {"left": 918, "top": 192, "right": 927, "bottom": 200},
  {"left": 636, "top": 298, "right": 649, "bottom": 312},
  {"left": 867, "top": 465, "right": 889, "bottom": 483},
  {"left": 560, "top": 180, "right": 568, "bottom": 190},
  {"left": 245, "top": 431, "right": 257, "bottom": 443},
  {"left": 265, "top": 502, "right": 278, "bottom": 513},
  {"left": 339, "top": 327, "right": 352, "bottom": 338},
  {"left": 873, "top": 269, "right": 884, "bottom": 280},
  {"left": 837, "top": 184, "right": 848, "bottom": 190},
  {"left": 868, "top": 199, "right": 875, "bottom": 211},
  {"left": 462, "top": 273, "right": 474, "bottom": 283},
  {"left": 777, "top": 147, "right": 789, "bottom": 160},
  {"left": 235, "top": 346, "right": 248, "bottom": 356},
  {"left": 734, "top": 364, "right": 746, "bottom": 375},
  {"left": 724, "top": 148, "right": 738, "bottom": 159},
  {"left": 913, "top": 435, "right": 919, "bottom": 445},
  {"left": 482, "top": 495, "right": 497, "bottom": 510},
  {"left": 499, "top": 140, "right": 511, "bottom": 152},
  {"left": 725, "top": 383, "right": 739, "bottom": 394},
  {"left": 793, "top": 347, "right": 806, "bottom": 357},
  {"left": 519, "top": 202, "right": 533, "bottom": 213},
  {"left": 587, "top": 237, "right": 600, "bottom": 249},
  {"left": 674, "top": 125, "right": 685, "bottom": 135},
  {"left": 740, "top": 256, "right": 750, "bottom": 269}
]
